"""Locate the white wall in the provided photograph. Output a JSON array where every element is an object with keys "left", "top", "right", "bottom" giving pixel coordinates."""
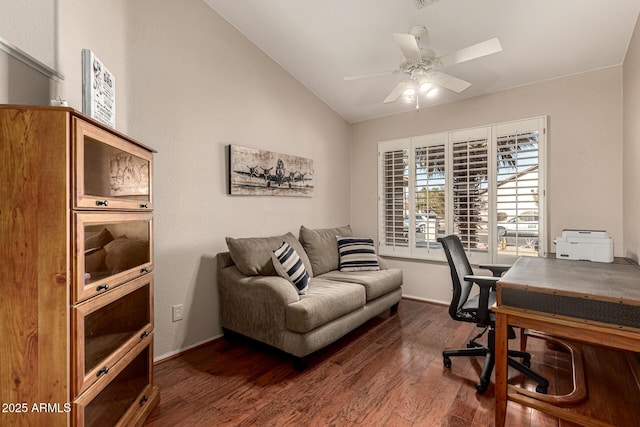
[
  {"left": 123, "top": 0, "right": 351, "bottom": 359},
  {"left": 0, "top": 51, "right": 51, "bottom": 104},
  {"left": 0, "top": 0, "right": 131, "bottom": 128},
  {"left": 56, "top": 0, "right": 130, "bottom": 130},
  {"left": 1, "top": 0, "right": 351, "bottom": 360},
  {"left": 623, "top": 14, "right": 640, "bottom": 263},
  {"left": 0, "top": 0, "right": 57, "bottom": 70},
  {"left": 351, "top": 67, "right": 624, "bottom": 303}
]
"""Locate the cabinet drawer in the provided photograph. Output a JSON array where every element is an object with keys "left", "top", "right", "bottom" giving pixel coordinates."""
[
  {"left": 73, "top": 212, "right": 153, "bottom": 303},
  {"left": 73, "top": 339, "right": 154, "bottom": 427},
  {"left": 72, "top": 274, "right": 153, "bottom": 396},
  {"left": 73, "top": 118, "right": 153, "bottom": 211}
]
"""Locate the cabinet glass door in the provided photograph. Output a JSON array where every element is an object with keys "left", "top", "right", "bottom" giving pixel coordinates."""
[
  {"left": 74, "top": 343, "right": 152, "bottom": 427},
  {"left": 74, "top": 118, "right": 153, "bottom": 210},
  {"left": 72, "top": 275, "right": 152, "bottom": 396},
  {"left": 74, "top": 212, "right": 153, "bottom": 303}
]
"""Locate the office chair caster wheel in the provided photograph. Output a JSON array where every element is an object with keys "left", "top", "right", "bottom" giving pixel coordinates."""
[
  {"left": 535, "top": 385, "right": 548, "bottom": 394},
  {"left": 443, "top": 356, "right": 451, "bottom": 368},
  {"left": 476, "top": 380, "right": 489, "bottom": 394}
]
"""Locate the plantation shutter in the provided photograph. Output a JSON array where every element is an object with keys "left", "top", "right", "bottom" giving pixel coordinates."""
[
  {"left": 413, "top": 133, "right": 446, "bottom": 256},
  {"left": 378, "top": 139, "right": 410, "bottom": 256},
  {"left": 495, "top": 118, "right": 544, "bottom": 261},
  {"left": 450, "top": 128, "right": 490, "bottom": 263},
  {"left": 377, "top": 117, "right": 545, "bottom": 263}
]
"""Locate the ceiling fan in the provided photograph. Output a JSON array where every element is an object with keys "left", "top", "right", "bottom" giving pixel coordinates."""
[{"left": 345, "top": 26, "right": 502, "bottom": 107}]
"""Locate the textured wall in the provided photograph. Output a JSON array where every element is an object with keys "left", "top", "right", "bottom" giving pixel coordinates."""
[
  {"left": 124, "top": 0, "right": 351, "bottom": 359},
  {"left": 0, "top": 0, "right": 56, "bottom": 68}
]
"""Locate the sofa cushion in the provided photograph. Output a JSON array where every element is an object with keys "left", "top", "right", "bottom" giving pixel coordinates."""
[
  {"left": 272, "top": 241, "right": 310, "bottom": 295},
  {"left": 226, "top": 232, "right": 313, "bottom": 277},
  {"left": 318, "top": 269, "right": 402, "bottom": 302},
  {"left": 299, "top": 225, "right": 352, "bottom": 276},
  {"left": 337, "top": 236, "right": 380, "bottom": 272},
  {"left": 286, "top": 278, "right": 365, "bottom": 333}
]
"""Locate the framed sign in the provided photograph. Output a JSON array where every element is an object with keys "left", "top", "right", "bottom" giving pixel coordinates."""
[{"left": 82, "top": 49, "right": 116, "bottom": 128}]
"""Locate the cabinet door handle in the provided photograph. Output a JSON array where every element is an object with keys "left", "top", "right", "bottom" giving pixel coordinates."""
[
  {"left": 95, "top": 200, "right": 109, "bottom": 207},
  {"left": 140, "top": 330, "right": 150, "bottom": 339},
  {"left": 96, "top": 284, "right": 109, "bottom": 292},
  {"left": 96, "top": 366, "right": 109, "bottom": 377},
  {"left": 140, "top": 203, "right": 149, "bottom": 209},
  {"left": 140, "top": 267, "right": 150, "bottom": 274},
  {"left": 139, "top": 395, "right": 148, "bottom": 406}
]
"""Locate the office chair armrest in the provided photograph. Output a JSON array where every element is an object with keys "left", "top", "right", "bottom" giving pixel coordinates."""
[
  {"left": 464, "top": 275, "right": 500, "bottom": 324},
  {"left": 464, "top": 275, "right": 500, "bottom": 288},
  {"left": 478, "top": 263, "right": 511, "bottom": 277}
]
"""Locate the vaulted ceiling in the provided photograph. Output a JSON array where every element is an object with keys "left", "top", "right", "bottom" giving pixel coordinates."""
[{"left": 204, "top": 0, "right": 640, "bottom": 123}]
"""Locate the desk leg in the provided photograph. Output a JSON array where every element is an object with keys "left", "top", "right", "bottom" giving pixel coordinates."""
[{"left": 495, "top": 312, "right": 509, "bottom": 427}]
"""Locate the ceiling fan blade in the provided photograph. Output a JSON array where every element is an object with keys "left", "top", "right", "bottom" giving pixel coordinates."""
[
  {"left": 344, "top": 70, "right": 400, "bottom": 81},
  {"left": 430, "top": 71, "right": 472, "bottom": 93},
  {"left": 384, "top": 81, "right": 408, "bottom": 104},
  {"left": 438, "top": 38, "right": 502, "bottom": 67},
  {"left": 393, "top": 33, "right": 422, "bottom": 61}
]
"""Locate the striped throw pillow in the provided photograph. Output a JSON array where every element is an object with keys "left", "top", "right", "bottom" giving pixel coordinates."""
[
  {"left": 272, "top": 242, "right": 310, "bottom": 295},
  {"left": 337, "top": 236, "right": 380, "bottom": 272}
]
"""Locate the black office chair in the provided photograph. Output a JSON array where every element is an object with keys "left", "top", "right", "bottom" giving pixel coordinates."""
[{"left": 438, "top": 234, "right": 549, "bottom": 394}]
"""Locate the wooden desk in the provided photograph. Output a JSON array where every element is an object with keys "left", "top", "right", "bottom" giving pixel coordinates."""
[{"left": 494, "top": 257, "right": 640, "bottom": 427}]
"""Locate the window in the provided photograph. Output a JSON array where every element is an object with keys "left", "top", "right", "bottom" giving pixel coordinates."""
[{"left": 378, "top": 117, "right": 546, "bottom": 264}]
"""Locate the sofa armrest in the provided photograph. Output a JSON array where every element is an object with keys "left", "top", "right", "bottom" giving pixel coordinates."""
[
  {"left": 377, "top": 255, "right": 389, "bottom": 270},
  {"left": 217, "top": 251, "right": 235, "bottom": 270},
  {"left": 218, "top": 266, "right": 300, "bottom": 348}
]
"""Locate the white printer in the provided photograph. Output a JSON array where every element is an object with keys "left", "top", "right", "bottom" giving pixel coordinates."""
[{"left": 554, "top": 229, "right": 614, "bottom": 263}]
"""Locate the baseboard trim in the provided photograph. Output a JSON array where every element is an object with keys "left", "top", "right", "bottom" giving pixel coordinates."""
[
  {"left": 154, "top": 334, "right": 224, "bottom": 365},
  {"left": 401, "top": 295, "right": 448, "bottom": 306}
]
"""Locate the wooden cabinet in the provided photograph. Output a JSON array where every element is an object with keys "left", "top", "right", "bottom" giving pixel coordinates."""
[{"left": 0, "top": 105, "right": 158, "bottom": 426}]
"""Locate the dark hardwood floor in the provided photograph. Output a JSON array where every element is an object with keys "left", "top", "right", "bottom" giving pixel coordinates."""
[{"left": 144, "top": 299, "right": 638, "bottom": 427}]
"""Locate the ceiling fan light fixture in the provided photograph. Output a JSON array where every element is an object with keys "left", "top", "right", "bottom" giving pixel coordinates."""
[
  {"left": 347, "top": 25, "right": 492, "bottom": 106},
  {"left": 426, "top": 87, "right": 438, "bottom": 97},
  {"left": 419, "top": 82, "right": 432, "bottom": 93},
  {"left": 402, "top": 79, "right": 418, "bottom": 97},
  {"left": 403, "top": 87, "right": 416, "bottom": 97}
]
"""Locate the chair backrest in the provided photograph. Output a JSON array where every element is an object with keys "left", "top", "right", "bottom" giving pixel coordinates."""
[{"left": 438, "top": 235, "right": 475, "bottom": 322}]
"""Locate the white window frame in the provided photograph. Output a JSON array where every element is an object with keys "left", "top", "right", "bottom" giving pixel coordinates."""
[{"left": 378, "top": 116, "right": 547, "bottom": 265}]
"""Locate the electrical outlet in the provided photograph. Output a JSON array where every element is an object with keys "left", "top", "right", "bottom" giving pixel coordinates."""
[{"left": 172, "top": 304, "right": 184, "bottom": 322}]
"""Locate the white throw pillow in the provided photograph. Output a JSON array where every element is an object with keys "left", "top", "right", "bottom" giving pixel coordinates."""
[{"left": 272, "top": 241, "right": 310, "bottom": 294}]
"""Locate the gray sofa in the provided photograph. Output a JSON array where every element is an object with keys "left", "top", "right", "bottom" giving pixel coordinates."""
[{"left": 217, "top": 225, "right": 403, "bottom": 366}]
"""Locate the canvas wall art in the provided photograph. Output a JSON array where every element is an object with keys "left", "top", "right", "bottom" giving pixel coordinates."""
[{"left": 228, "top": 145, "right": 314, "bottom": 196}]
